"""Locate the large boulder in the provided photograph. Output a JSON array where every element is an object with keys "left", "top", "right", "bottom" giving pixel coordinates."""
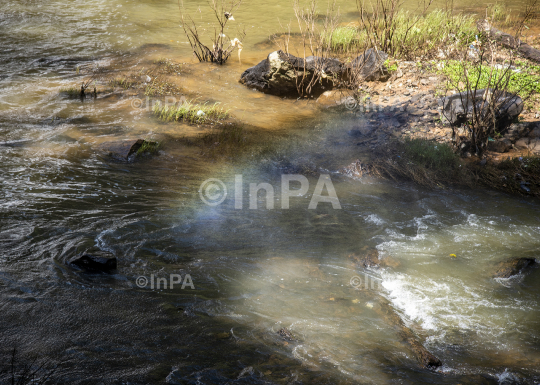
[
  {"left": 442, "top": 89, "right": 523, "bottom": 130},
  {"left": 240, "top": 50, "right": 342, "bottom": 97},
  {"left": 239, "top": 49, "right": 391, "bottom": 97},
  {"left": 345, "top": 48, "right": 390, "bottom": 82}
]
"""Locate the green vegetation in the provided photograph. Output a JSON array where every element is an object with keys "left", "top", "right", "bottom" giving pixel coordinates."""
[
  {"left": 136, "top": 140, "right": 161, "bottom": 156},
  {"left": 152, "top": 100, "right": 229, "bottom": 124},
  {"left": 370, "top": 139, "right": 540, "bottom": 197},
  {"left": 322, "top": 25, "right": 364, "bottom": 52},
  {"left": 487, "top": 2, "right": 512, "bottom": 24},
  {"left": 398, "top": 138, "right": 460, "bottom": 171},
  {"left": 384, "top": 59, "right": 398, "bottom": 73},
  {"left": 370, "top": 138, "right": 465, "bottom": 188},
  {"left": 109, "top": 77, "right": 134, "bottom": 89},
  {"left": 440, "top": 60, "right": 540, "bottom": 98},
  {"left": 154, "top": 58, "right": 183, "bottom": 74},
  {"left": 144, "top": 80, "right": 181, "bottom": 97},
  {"left": 59, "top": 86, "right": 80, "bottom": 98},
  {"left": 389, "top": 10, "right": 475, "bottom": 58},
  {"left": 321, "top": 9, "right": 475, "bottom": 59}
]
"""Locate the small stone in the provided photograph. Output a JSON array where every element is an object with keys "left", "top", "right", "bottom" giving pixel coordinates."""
[
  {"left": 69, "top": 250, "right": 117, "bottom": 272},
  {"left": 528, "top": 127, "right": 540, "bottom": 138},
  {"left": 529, "top": 138, "right": 540, "bottom": 152},
  {"left": 488, "top": 138, "right": 512, "bottom": 153},
  {"left": 515, "top": 137, "right": 530, "bottom": 150},
  {"left": 420, "top": 78, "right": 429, "bottom": 85}
]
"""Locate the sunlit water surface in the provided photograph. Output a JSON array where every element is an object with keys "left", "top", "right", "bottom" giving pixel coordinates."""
[{"left": 1, "top": 0, "right": 539, "bottom": 384}]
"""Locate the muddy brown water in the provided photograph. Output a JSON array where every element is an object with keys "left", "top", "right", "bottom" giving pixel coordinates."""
[{"left": 1, "top": 0, "right": 540, "bottom": 384}]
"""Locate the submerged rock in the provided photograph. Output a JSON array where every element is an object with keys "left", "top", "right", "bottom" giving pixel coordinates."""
[
  {"left": 442, "top": 89, "right": 523, "bottom": 130},
  {"left": 277, "top": 327, "right": 295, "bottom": 341},
  {"left": 374, "top": 296, "right": 442, "bottom": 369},
  {"left": 69, "top": 250, "right": 117, "bottom": 272},
  {"left": 98, "top": 139, "right": 158, "bottom": 162},
  {"left": 349, "top": 248, "right": 381, "bottom": 268},
  {"left": 348, "top": 247, "right": 400, "bottom": 269},
  {"left": 493, "top": 257, "right": 537, "bottom": 279}
]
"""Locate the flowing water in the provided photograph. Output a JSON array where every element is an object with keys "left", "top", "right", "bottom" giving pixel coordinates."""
[{"left": 1, "top": 0, "right": 540, "bottom": 384}]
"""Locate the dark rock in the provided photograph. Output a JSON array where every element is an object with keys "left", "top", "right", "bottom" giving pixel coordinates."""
[
  {"left": 528, "top": 127, "right": 540, "bottom": 138},
  {"left": 239, "top": 49, "right": 390, "bottom": 96},
  {"left": 349, "top": 248, "right": 380, "bottom": 268},
  {"left": 277, "top": 327, "right": 294, "bottom": 341},
  {"left": 98, "top": 139, "right": 148, "bottom": 161},
  {"left": 487, "top": 138, "right": 512, "bottom": 153},
  {"left": 69, "top": 250, "right": 117, "bottom": 272},
  {"left": 494, "top": 257, "right": 537, "bottom": 278},
  {"left": 442, "top": 89, "right": 523, "bottom": 130},
  {"left": 239, "top": 50, "right": 342, "bottom": 97},
  {"left": 346, "top": 48, "right": 389, "bottom": 82}
]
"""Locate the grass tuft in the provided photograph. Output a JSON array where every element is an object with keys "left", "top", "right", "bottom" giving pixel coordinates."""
[
  {"left": 369, "top": 138, "right": 464, "bottom": 188},
  {"left": 154, "top": 58, "right": 183, "bottom": 74},
  {"left": 59, "top": 86, "right": 81, "bottom": 98},
  {"left": 322, "top": 25, "right": 365, "bottom": 52},
  {"left": 152, "top": 100, "right": 229, "bottom": 124},
  {"left": 109, "top": 77, "right": 134, "bottom": 89}
]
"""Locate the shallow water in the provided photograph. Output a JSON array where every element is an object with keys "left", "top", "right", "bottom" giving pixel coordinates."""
[{"left": 1, "top": 0, "right": 540, "bottom": 384}]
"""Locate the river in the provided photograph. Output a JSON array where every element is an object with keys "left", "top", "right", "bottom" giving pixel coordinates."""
[{"left": 1, "top": 0, "right": 539, "bottom": 384}]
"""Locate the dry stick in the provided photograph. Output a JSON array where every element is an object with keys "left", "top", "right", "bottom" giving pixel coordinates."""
[
  {"left": 513, "top": 0, "right": 539, "bottom": 44},
  {"left": 179, "top": 0, "right": 243, "bottom": 64}
]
